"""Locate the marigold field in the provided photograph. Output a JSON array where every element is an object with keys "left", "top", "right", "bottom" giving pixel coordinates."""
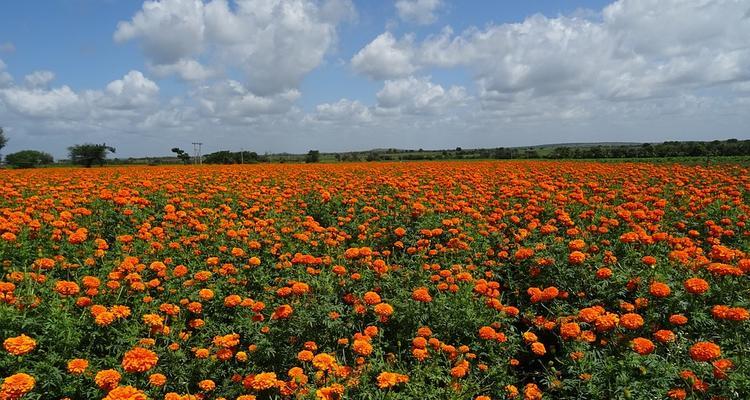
[{"left": 1, "top": 161, "right": 749, "bottom": 400}]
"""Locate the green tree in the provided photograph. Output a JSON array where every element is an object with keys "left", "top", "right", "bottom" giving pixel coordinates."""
[
  {"left": 68, "top": 143, "right": 116, "bottom": 168},
  {"left": 171, "top": 147, "right": 191, "bottom": 164},
  {"left": 5, "top": 150, "right": 54, "bottom": 168},
  {"left": 305, "top": 150, "right": 320, "bottom": 163},
  {"left": 0, "top": 127, "right": 7, "bottom": 153}
]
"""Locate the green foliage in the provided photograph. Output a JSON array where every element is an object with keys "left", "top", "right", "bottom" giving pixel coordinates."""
[
  {"left": 202, "top": 150, "right": 268, "bottom": 164},
  {"left": 0, "top": 127, "right": 6, "bottom": 151},
  {"left": 4, "top": 150, "right": 53, "bottom": 168},
  {"left": 305, "top": 150, "right": 320, "bottom": 163},
  {"left": 68, "top": 143, "right": 116, "bottom": 167},
  {"left": 170, "top": 147, "right": 192, "bottom": 164}
]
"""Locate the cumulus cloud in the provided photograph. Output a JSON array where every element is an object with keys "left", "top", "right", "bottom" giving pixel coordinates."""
[
  {"left": 313, "top": 99, "right": 372, "bottom": 123},
  {"left": 0, "top": 70, "right": 158, "bottom": 120},
  {"left": 395, "top": 0, "right": 443, "bottom": 25},
  {"left": 24, "top": 70, "right": 56, "bottom": 88},
  {"left": 193, "top": 79, "right": 300, "bottom": 122},
  {"left": 114, "top": 0, "right": 205, "bottom": 65},
  {"left": 376, "top": 76, "right": 467, "bottom": 114},
  {"left": 356, "top": 0, "right": 750, "bottom": 106},
  {"left": 116, "top": 0, "right": 354, "bottom": 94},
  {"left": 351, "top": 32, "right": 417, "bottom": 79}
]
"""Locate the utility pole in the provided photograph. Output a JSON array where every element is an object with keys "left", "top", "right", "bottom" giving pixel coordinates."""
[
  {"left": 192, "top": 142, "right": 203, "bottom": 165},
  {"left": 240, "top": 147, "right": 244, "bottom": 164}
]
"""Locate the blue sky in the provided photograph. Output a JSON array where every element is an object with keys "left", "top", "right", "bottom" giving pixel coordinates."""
[{"left": 0, "top": 0, "right": 748, "bottom": 158}]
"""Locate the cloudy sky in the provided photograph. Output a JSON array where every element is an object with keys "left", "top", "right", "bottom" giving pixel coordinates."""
[{"left": 0, "top": 0, "right": 749, "bottom": 158}]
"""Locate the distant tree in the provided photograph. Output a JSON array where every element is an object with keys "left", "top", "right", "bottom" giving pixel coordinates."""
[
  {"left": 0, "top": 127, "right": 6, "bottom": 153},
  {"left": 68, "top": 143, "right": 116, "bottom": 167},
  {"left": 305, "top": 150, "right": 320, "bottom": 163},
  {"left": 5, "top": 150, "right": 53, "bottom": 168},
  {"left": 171, "top": 147, "right": 191, "bottom": 164}
]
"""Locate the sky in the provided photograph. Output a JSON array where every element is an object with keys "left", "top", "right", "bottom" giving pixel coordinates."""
[{"left": 0, "top": 0, "right": 749, "bottom": 158}]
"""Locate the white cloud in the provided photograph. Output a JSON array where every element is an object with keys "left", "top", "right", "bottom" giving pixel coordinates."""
[
  {"left": 100, "top": 70, "right": 160, "bottom": 109},
  {"left": 351, "top": 32, "right": 417, "bottom": 79},
  {"left": 193, "top": 79, "right": 300, "bottom": 122},
  {"left": 0, "top": 59, "right": 12, "bottom": 88},
  {"left": 116, "top": 0, "right": 354, "bottom": 94},
  {"left": 113, "top": 0, "right": 205, "bottom": 65},
  {"left": 314, "top": 99, "right": 372, "bottom": 123},
  {"left": 0, "top": 70, "right": 158, "bottom": 120},
  {"left": 24, "top": 70, "right": 56, "bottom": 88},
  {"left": 149, "top": 58, "right": 215, "bottom": 81},
  {"left": 376, "top": 76, "right": 467, "bottom": 114},
  {"left": 356, "top": 0, "right": 750, "bottom": 107},
  {"left": 395, "top": 0, "right": 442, "bottom": 25},
  {"left": 1, "top": 86, "right": 85, "bottom": 119}
]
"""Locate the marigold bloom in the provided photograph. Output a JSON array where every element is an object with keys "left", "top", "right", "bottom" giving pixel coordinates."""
[
  {"left": 67, "top": 358, "right": 89, "bottom": 374},
  {"left": 122, "top": 347, "right": 158, "bottom": 373},
  {"left": 649, "top": 282, "right": 671, "bottom": 297},
  {"left": 684, "top": 278, "right": 709, "bottom": 294},
  {"left": 560, "top": 322, "right": 581, "bottom": 340},
  {"left": 631, "top": 337, "right": 655, "bottom": 355},
  {"left": 102, "top": 386, "right": 147, "bottom": 400},
  {"left": 523, "top": 383, "right": 543, "bottom": 400},
  {"left": 248, "top": 372, "right": 277, "bottom": 391},
  {"left": 352, "top": 339, "right": 373, "bottom": 356},
  {"left": 620, "top": 313, "right": 644, "bottom": 330},
  {"left": 312, "top": 353, "right": 336, "bottom": 371},
  {"left": 376, "top": 371, "right": 409, "bottom": 389},
  {"left": 3, "top": 335, "right": 36, "bottom": 356},
  {"left": 689, "top": 341, "right": 721, "bottom": 362},
  {"left": 0, "top": 373, "right": 35, "bottom": 399},
  {"left": 149, "top": 373, "right": 167, "bottom": 386},
  {"left": 411, "top": 287, "right": 432, "bottom": 302},
  {"left": 95, "top": 369, "right": 122, "bottom": 390}
]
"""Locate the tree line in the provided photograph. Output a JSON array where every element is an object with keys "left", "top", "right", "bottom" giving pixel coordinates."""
[{"left": 1, "top": 127, "right": 749, "bottom": 168}]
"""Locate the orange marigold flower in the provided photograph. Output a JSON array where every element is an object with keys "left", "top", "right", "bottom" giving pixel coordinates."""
[
  {"left": 54, "top": 280, "right": 80, "bottom": 296},
  {"left": 363, "top": 291, "right": 382, "bottom": 305},
  {"left": 478, "top": 326, "right": 497, "bottom": 340},
  {"left": 523, "top": 383, "right": 543, "bottom": 400},
  {"left": 530, "top": 342, "right": 546, "bottom": 356},
  {"left": 95, "top": 369, "right": 121, "bottom": 390},
  {"left": 631, "top": 338, "right": 655, "bottom": 355},
  {"left": 312, "top": 353, "right": 337, "bottom": 371},
  {"left": 122, "top": 347, "right": 158, "bottom": 373},
  {"left": 653, "top": 330, "right": 676, "bottom": 343},
  {"left": 620, "top": 313, "right": 644, "bottom": 330},
  {"left": 560, "top": 322, "right": 581, "bottom": 340},
  {"left": 669, "top": 314, "right": 688, "bottom": 325},
  {"left": 352, "top": 339, "right": 373, "bottom": 356},
  {"left": 148, "top": 373, "right": 167, "bottom": 387},
  {"left": 373, "top": 303, "right": 393, "bottom": 317},
  {"left": 411, "top": 287, "right": 432, "bottom": 303},
  {"left": 67, "top": 359, "right": 89, "bottom": 375},
  {"left": 376, "top": 372, "right": 409, "bottom": 389},
  {"left": 568, "top": 251, "right": 586, "bottom": 265},
  {"left": 271, "top": 304, "right": 293, "bottom": 319},
  {"left": 689, "top": 341, "right": 721, "bottom": 362},
  {"left": 198, "top": 379, "right": 215, "bottom": 391},
  {"left": 649, "top": 282, "right": 671, "bottom": 298},
  {"left": 1, "top": 373, "right": 35, "bottom": 399},
  {"left": 684, "top": 278, "right": 709, "bottom": 295},
  {"left": 249, "top": 372, "right": 277, "bottom": 391},
  {"left": 595, "top": 267, "right": 612, "bottom": 279},
  {"left": 3, "top": 335, "right": 36, "bottom": 356},
  {"left": 102, "top": 386, "right": 147, "bottom": 400}
]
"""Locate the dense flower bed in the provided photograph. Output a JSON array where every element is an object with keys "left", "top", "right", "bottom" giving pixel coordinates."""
[{"left": 0, "top": 161, "right": 748, "bottom": 399}]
